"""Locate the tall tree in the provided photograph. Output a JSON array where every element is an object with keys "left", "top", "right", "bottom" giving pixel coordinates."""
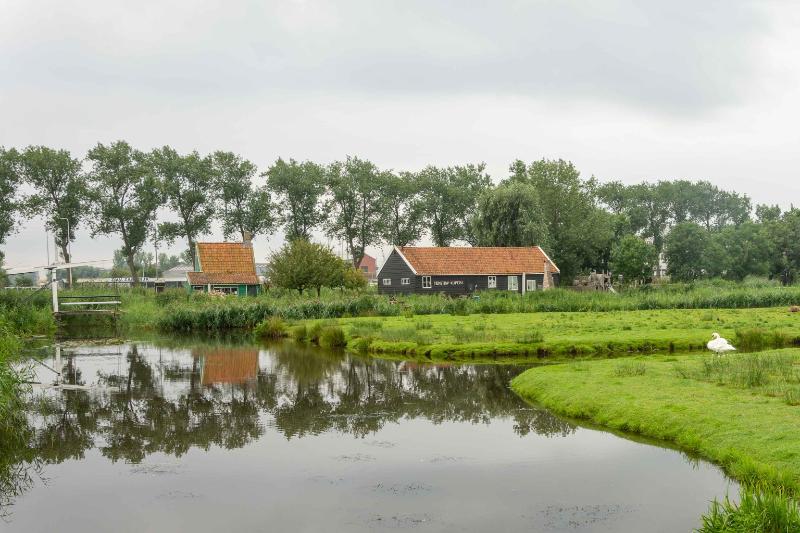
[
  {"left": 151, "top": 147, "right": 215, "bottom": 267},
  {"left": 610, "top": 235, "right": 658, "bottom": 284},
  {"left": 471, "top": 181, "right": 550, "bottom": 247},
  {"left": 714, "top": 222, "right": 771, "bottom": 281},
  {"left": 381, "top": 171, "right": 425, "bottom": 246},
  {"left": 265, "top": 158, "right": 326, "bottom": 241},
  {"left": 86, "top": 141, "right": 163, "bottom": 285},
  {"left": 0, "top": 148, "right": 20, "bottom": 269},
  {"left": 212, "top": 151, "right": 274, "bottom": 241},
  {"left": 418, "top": 163, "right": 491, "bottom": 246},
  {"left": 16, "top": 146, "right": 86, "bottom": 286},
  {"left": 663, "top": 222, "right": 710, "bottom": 281},
  {"left": 324, "top": 156, "right": 387, "bottom": 267},
  {"left": 510, "top": 158, "right": 610, "bottom": 282}
]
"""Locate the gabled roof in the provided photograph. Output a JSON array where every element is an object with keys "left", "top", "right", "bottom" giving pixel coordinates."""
[
  {"left": 395, "top": 246, "right": 559, "bottom": 275},
  {"left": 187, "top": 242, "right": 259, "bottom": 285}
]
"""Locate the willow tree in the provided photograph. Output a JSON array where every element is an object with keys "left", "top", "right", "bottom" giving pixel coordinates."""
[
  {"left": 471, "top": 181, "right": 549, "bottom": 248},
  {"left": 17, "top": 146, "right": 86, "bottom": 286},
  {"left": 150, "top": 147, "right": 215, "bottom": 267},
  {"left": 212, "top": 151, "right": 274, "bottom": 241},
  {"left": 86, "top": 141, "right": 162, "bottom": 285}
]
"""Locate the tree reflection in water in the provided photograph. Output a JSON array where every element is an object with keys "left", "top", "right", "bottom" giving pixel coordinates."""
[{"left": 1, "top": 340, "right": 575, "bottom": 512}]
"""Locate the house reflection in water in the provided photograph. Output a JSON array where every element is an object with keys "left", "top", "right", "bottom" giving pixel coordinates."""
[{"left": 196, "top": 347, "right": 260, "bottom": 386}]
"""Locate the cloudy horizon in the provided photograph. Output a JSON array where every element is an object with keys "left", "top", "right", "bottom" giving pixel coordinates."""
[{"left": 2, "top": 0, "right": 799, "bottom": 271}]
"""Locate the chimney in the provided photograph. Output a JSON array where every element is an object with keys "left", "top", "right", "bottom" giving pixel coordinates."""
[{"left": 543, "top": 260, "right": 552, "bottom": 290}]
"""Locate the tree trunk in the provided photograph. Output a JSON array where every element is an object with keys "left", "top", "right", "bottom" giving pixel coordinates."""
[
  {"left": 60, "top": 244, "right": 73, "bottom": 288},
  {"left": 188, "top": 240, "right": 196, "bottom": 270},
  {"left": 126, "top": 250, "right": 140, "bottom": 286}
]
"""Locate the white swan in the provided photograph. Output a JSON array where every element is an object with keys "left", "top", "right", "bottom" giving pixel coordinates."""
[{"left": 707, "top": 332, "right": 736, "bottom": 354}]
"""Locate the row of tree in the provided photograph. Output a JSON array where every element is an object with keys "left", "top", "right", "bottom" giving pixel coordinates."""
[{"left": 1, "top": 142, "right": 797, "bottom": 286}]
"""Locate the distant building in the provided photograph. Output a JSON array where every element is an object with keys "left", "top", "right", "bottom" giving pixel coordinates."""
[
  {"left": 162, "top": 264, "right": 193, "bottom": 288},
  {"left": 358, "top": 254, "right": 377, "bottom": 282},
  {"left": 6, "top": 270, "right": 40, "bottom": 287},
  {"left": 377, "top": 246, "right": 559, "bottom": 296},
  {"left": 187, "top": 240, "right": 261, "bottom": 296},
  {"left": 255, "top": 262, "right": 269, "bottom": 284}
]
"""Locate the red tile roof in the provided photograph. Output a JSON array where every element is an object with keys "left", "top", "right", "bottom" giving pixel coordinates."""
[
  {"left": 188, "top": 242, "right": 259, "bottom": 285},
  {"left": 396, "top": 246, "right": 559, "bottom": 275}
]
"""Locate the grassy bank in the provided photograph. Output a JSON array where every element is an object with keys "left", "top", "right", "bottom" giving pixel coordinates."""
[
  {"left": 510, "top": 350, "right": 800, "bottom": 492},
  {"left": 0, "top": 290, "right": 54, "bottom": 422},
  {"left": 313, "top": 307, "right": 800, "bottom": 360},
  {"left": 154, "top": 280, "right": 800, "bottom": 332}
]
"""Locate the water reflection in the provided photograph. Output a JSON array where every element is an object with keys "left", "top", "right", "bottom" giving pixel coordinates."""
[{"left": 4, "top": 340, "right": 573, "bottom": 512}]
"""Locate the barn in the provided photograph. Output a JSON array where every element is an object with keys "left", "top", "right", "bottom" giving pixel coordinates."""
[
  {"left": 377, "top": 246, "right": 559, "bottom": 296},
  {"left": 187, "top": 241, "right": 261, "bottom": 296}
]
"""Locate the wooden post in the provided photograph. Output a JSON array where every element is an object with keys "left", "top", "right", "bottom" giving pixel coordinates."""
[{"left": 50, "top": 268, "right": 59, "bottom": 313}]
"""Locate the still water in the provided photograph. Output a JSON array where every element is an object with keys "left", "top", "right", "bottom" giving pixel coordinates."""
[{"left": 3, "top": 340, "right": 735, "bottom": 532}]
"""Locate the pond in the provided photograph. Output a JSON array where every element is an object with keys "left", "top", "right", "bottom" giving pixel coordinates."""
[{"left": 3, "top": 339, "right": 736, "bottom": 532}]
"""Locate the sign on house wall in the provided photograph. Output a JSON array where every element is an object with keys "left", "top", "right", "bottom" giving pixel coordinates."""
[{"left": 433, "top": 280, "right": 464, "bottom": 287}]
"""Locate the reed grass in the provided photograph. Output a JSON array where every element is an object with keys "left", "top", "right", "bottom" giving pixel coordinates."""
[
  {"left": 698, "top": 484, "right": 800, "bottom": 533},
  {"left": 151, "top": 281, "right": 800, "bottom": 332}
]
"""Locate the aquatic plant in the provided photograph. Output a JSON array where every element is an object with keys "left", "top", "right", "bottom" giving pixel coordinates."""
[
  {"left": 254, "top": 316, "right": 288, "bottom": 339},
  {"left": 319, "top": 326, "right": 346, "bottom": 348},
  {"left": 698, "top": 484, "right": 800, "bottom": 533}
]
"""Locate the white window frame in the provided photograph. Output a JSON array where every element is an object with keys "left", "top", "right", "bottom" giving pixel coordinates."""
[
  {"left": 487, "top": 275, "right": 497, "bottom": 289},
  {"left": 401, "top": 278, "right": 410, "bottom": 285},
  {"left": 382, "top": 278, "right": 392, "bottom": 286},
  {"left": 526, "top": 279, "right": 537, "bottom": 292},
  {"left": 422, "top": 276, "right": 432, "bottom": 289},
  {"left": 508, "top": 275, "right": 518, "bottom": 291}
]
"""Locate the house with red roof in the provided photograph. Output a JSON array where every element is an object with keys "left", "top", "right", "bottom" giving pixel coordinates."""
[
  {"left": 187, "top": 240, "right": 261, "bottom": 296},
  {"left": 377, "top": 246, "right": 559, "bottom": 296}
]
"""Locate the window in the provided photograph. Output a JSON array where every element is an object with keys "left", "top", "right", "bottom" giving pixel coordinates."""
[
  {"left": 508, "top": 276, "right": 518, "bottom": 291},
  {"left": 214, "top": 286, "right": 238, "bottom": 295},
  {"left": 526, "top": 279, "right": 537, "bottom": 292},
  {"left": 361, "top": 266, "right": 369, "bottom": 272},
  {"left": 382, "top": 278, "right": 392, "bottom": 286},
  {"left": 487, "top": 275, "right": 497, "bottom": 289},
  {"left": 422, "top": 276, "right": 432, "bottom": 289},
  {"left": 401, "top": 278, "right": 410, "bottom": 285},
  {"left": 191, "top": 285, "right": 205, "bottom": 292}
]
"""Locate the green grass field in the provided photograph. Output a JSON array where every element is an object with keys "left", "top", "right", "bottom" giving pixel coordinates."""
[
  {"left": 510, "top": 350, "right": 800, "bottom": 531},
  {"left": 322, "top": 307, "right": 800, "bottom": 360},
  {"left": 510, "top": 350, "right": 800, "bottom": 492}
]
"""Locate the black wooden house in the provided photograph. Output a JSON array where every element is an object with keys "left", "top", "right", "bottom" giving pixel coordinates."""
[{"left": 377, "top": 246, "right": 559, "bottom": 296}]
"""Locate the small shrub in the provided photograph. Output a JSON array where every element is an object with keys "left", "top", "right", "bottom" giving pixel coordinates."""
[
  {"left": 784, "top": 386, "right": 800, "bottom": 406},
  {"left": 305, "top": 322, "right": 324, "bottom": 344},
  {"left": 516, "top": 331, "right": 544, "bottom": 344},
  {"left": 672, "top": 363, "right": 693, "bottom": 379},
  {"left": 291, "top": 324, "right": 308, "bottom": 341},
  {"left": 319, "top": 326, "right": 347, "bottom": 348},
  {"left": 415, "top": 320, "right": 433, "bottom": 330},
  {"left": 254, "top": 316, "right": 288, "bottom": 339},
  {"left": 450, "top": 298, "right": 470, "bottom": 316},
  {"left": 614, "top": 361, "right": 646, "bottom": 377},
  {"left": 155, "top": 288, "right": 189, "bottom": 306},
  {"left": 402, "top": 307, "right": 414, "bottom": 319}
]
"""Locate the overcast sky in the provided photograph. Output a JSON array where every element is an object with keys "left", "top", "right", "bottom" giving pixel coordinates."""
[{"left": 2, "top": 0, "right": 799, "bottom": 271}]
